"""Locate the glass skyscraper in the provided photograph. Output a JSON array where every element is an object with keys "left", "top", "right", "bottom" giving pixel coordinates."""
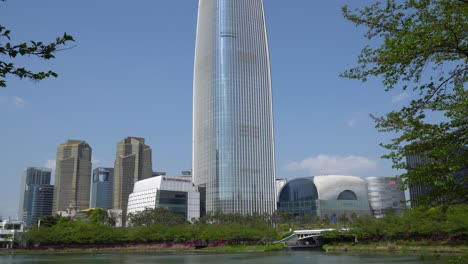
[
  {"left": 90, "top": 167, "right": 114, "bottom": 209},
  {"left": 193, "top": 0, "right": 276, "bottom": 215},
  {"left": 18, "top": 167, "right": 53, "bottom": 226}
]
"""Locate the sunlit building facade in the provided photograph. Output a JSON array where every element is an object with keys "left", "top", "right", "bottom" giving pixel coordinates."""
[
  {"left": 278, "top": 175, "right": 371, "bottom": 218},
  {"left": 193, "top": 0, "right": 276, "bottom": 215},
  {"left": 127, "top": 176, "right": 200, "bottom": 223},
  {"left": 52, "top": 140, "right": 92, "bottom": 213},
  {"left": 113, "top": 137, "right": 152, "bottom": 221}
]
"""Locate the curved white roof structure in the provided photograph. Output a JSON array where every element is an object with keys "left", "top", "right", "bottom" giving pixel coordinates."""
[
  {"left": 278, "top": 175, "right": 371, "bottom": 217},
  {"left": 313, "top": 175, "right": 368, "bottom": 201}
]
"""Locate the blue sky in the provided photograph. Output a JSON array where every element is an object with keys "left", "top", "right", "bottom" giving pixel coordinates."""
[{"left": 0, "top": 0, "right": 409, "bottom": 218}]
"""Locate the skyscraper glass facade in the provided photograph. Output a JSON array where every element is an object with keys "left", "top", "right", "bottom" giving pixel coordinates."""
[
  {"left": 26, "top": 185, "right": 54, "bottom": 226},
  {"left": 90, "top": 167, "right": 114, "bottom": 209},
  {"left": 193, "top": 0, "right": 276, "bottom": 214},
  {"left": 18, "top": 167, "right": 53, "bottom": 226}
]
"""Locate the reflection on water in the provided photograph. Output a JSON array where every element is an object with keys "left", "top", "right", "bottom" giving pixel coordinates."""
[{"left": 0, "top": 251, "right": 450, "bottom": 264}]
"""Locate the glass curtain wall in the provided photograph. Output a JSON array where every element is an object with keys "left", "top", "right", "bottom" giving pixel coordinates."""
[{"left": 193, "top": 0, "right": 276, "bottom": 214}]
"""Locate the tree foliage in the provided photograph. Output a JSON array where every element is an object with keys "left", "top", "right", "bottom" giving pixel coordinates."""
[
  {"left": 38, "top": 215, "right": 71, "bottom": 228},
  {"left": 0, "top": 4, "right": 74, "bottom": 88},
  {"left": 127, "top": 208, "right": 188, "bottom": 226},
  {"left": 85, "top": 208, "right": 117, "bottom": 226},
  {"left": 25, "top": 211, "right": 279, "bottom": 246},
  {"left": 342, "top": 0, "right": 467, "bottom": 205},
  {"left": 347, "top": 205, "right": 468, "bottom": 242}
]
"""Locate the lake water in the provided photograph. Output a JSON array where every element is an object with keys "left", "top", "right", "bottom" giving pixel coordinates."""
[{"left": 0, "top": 251, "right": 452, "bottom": 264}]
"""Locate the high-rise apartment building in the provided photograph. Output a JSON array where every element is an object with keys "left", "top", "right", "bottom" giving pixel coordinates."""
[
  {"left": 90, "top": 167, "right": 114, "bottom": 209},
  {"left": 193, "top": 0, "right": 276, "bottom": 215},
  {"left": 18, "top": 167, "right": 53, "bottom": 226},
  {"left": 113, "top": 137, "right": 152, "bottom": 218},
  {"left": 52, "top": 140, "right": 92, "bottom": 213}
]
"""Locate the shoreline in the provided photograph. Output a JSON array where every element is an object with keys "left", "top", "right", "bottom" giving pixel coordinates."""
[
  {"left": 322, "top": 242, "right": 468, "bottom": 254},
  {"left": 0, "top": 244, "right": 287, "bottom": 255},
  {"left": 2, "top": 242, "right": 468, "bottom": 256}
]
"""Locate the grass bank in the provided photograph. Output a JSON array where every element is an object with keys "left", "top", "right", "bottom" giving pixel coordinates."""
[
  {"left": 323, "top": 242, "right": 468, "bottom": 254},
  {"left": 0, "top": 243, "right": 287, "bottom": 255}
]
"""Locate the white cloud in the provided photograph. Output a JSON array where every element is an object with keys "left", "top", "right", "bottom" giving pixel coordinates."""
[
  {"left": 12, "top": 96, "right": 27, "bottom": 108},
  {"left": 285, "top": 154, "right": 378, "bottom": 175},
  {"left": 391, "top": 92, "right": 409, "bottom": 103}
]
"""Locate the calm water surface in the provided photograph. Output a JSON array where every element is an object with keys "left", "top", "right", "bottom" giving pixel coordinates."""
[{"left": 0, "top": 251, "right": 450, "bottom": 264}]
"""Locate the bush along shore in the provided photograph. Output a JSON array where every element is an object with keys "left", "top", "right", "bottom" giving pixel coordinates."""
[
  {"left": 15, "top": 209, "right": 283, "bottom": 253},
  {"left": 322, "top": 242, "right": 468, "bottom": 254},
  {"left": 3, "top": 243, "right": 287, "bottom": 255},
  {"left": 8, "top": 205, "right": 468, "bottom": 254},
  {"left": 320, "top": 205, "right": 467, "bottom": 254}
]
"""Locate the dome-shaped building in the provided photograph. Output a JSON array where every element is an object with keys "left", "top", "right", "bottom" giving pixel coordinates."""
[{"left": 278, "top": 175, "right": 371, "bottom": 218}]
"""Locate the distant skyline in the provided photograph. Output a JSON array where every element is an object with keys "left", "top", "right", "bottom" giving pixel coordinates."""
[{"left": 1, "top": 0, "right": 404, "bottom": 218}]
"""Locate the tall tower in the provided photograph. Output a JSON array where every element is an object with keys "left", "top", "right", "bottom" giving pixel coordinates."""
[
  {"left": 90, "top": 167, "right": 114, "bottom": 209},
  {"left": 19, "top": 167, "right": 53, "bottom": 225},
  {"left": 52, "top": 140, "right": 92, "bottom": 213},
  {"left": 113, "top": 137, "right": 152, "bottom": 217},
  {"left": 193, "top": 0, "right": 276, "bottom": 215}
]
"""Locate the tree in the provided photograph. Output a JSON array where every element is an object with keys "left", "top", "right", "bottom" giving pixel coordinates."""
[
  {"left": 342, "top": 0, "right": 467, "bottom": 205},
  {"left": 127, "top": 208, "right": 187, "bottom": 226},
  {"left": 86, "top": 208, "right": 117, "bottom": 226},
  {"left": 338, "top": 213, "right": 349, "bottom": 227},
  {"left": 0, "top": 2, "right": 74, "bottom": 87},
  {"left": 38, "top": 215, "right": 71, "bottom": 227}
]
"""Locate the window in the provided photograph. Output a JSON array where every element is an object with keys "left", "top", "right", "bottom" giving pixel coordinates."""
[{"left": 337, "top": 190, "right": 357, "bottom": 200}]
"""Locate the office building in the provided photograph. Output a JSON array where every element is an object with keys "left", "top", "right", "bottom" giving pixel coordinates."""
[
  {"left": 366, "top": 177, "right": 406, "bottom": 217},
  {"left": 278, "top": 175, "right": 371, "bottom": 218},
  {"left": 18, "top": 167, "right": 53, "bottom": 226},
  {"left": 406, "top": 148, "right": 468, "bottom": 206},
  {"left": 406, "top": 154, "right": 431, "bottom": 206},
  {"left": 25, "top": 185, "right": 54, "bottom": 226},
  {"left": 0, "top": 219, "right": 25, "bottom": 248},
  {"left": 113, "top": 137, "right": 152, "bottom": 220},
  {"left": 90, "top": 167, "right": 114, "bottom": 209},
  {"left": 127, "top": 176, "right": 200, "bottom": 224},
  {"left": 193, "top": 0, "right": 276, "bottom": 215},
  {"left": 52, "top": 140, "right": 92, "bottom": 213}
]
